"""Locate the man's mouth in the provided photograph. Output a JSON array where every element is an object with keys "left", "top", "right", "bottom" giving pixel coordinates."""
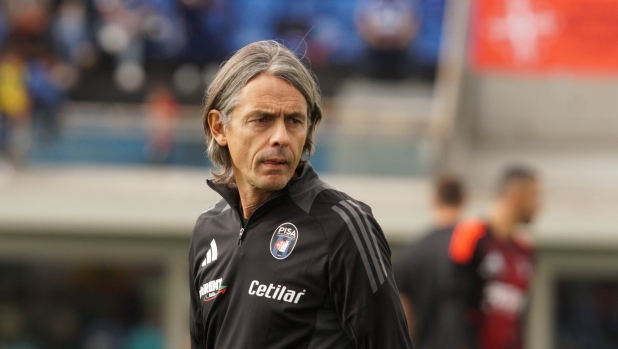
[{"left": 262, "top": 158, "right": 288, "bottom": 169}]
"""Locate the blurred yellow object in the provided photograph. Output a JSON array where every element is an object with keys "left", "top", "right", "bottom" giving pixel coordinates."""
[{"left": 0, "top": 57, "right": 30, "bottom": 118}]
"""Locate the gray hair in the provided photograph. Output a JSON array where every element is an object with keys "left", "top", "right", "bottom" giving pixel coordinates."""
[{"left": 202, "top": 40, "right": 323, "bottom": 186}]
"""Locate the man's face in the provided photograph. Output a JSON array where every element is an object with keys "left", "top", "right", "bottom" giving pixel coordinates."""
[
  {"left": 515, "top": 179, "right": 541, "bottom": 224},
  {"left": 217, "top": 73, "right": 308, "bottom": 193}
]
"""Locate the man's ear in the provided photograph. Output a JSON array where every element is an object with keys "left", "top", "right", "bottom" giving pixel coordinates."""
[{"left": 208, "top": 110, "right": 227, "bottom": 146}]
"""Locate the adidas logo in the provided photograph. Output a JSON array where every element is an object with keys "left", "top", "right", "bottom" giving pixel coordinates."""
[{"left": 202, "top": 239, "right": 218, "bottom": 267}]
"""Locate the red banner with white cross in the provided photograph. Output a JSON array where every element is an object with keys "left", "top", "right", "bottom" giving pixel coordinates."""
[{"left": 469, "top": 0, "right": 618, "bottom": 75}]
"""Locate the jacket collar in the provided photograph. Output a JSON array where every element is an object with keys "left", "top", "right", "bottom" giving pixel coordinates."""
[{"left": 289, "top": 161, "right": 323, "bottom": 198}]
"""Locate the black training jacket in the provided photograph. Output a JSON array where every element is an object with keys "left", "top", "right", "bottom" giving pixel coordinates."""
[{"left": 189, "top": 163, "right": 413, "bottom": 349}]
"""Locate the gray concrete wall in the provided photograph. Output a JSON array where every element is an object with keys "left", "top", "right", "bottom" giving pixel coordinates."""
[{"left": 470, "top": 76, "right": 618, "bottom": 143}]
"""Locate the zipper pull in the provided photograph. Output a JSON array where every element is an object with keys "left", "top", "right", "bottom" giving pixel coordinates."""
[{"left": 238, "top": 228, "right": 244, "bottom": 245}]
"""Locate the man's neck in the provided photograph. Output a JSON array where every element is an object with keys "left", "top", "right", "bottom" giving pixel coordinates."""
[
  {"left": 237, "top": 186, "right": 273, "bottom": 219},
  {"left": 487, "top": 202, "right": 517, "bottom": 241},
  {"left": 433, "top": 205, "right": 460, "bottom": 229}
]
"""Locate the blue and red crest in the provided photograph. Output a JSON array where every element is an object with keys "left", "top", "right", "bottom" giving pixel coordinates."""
[{"left": 270, "top": 223, "right": 299, "bottom": 260}]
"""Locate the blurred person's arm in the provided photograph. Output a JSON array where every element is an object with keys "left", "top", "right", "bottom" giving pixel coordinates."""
[
  {"left": 400, "top": 292, "right": 417, "bottom": 341},
  {"left": 393, "top": 241, "right": 421, "bottom": 343},
  {"left": 448, "top": 219, "right": 488, "bottom": 349}
]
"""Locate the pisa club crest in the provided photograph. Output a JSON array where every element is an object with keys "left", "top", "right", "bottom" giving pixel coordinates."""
[{"left": 270, "top": 223, "right": 299, "bottom": 260}]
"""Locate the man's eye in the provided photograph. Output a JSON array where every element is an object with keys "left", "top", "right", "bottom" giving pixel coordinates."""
[{"left": 289, "top": 118, "right": 303, "bottom": 125}]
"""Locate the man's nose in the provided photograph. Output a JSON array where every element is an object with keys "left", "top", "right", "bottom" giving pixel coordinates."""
[{"left": 270, "top": 118, "right": 291, "bottom": 147}]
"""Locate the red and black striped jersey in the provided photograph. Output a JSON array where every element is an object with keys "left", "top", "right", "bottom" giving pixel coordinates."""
[{"left": 449, "top": 219, "right": 535, "bottom": 349}]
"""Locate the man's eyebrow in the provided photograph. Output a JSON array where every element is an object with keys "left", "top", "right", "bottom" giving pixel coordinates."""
[
  {"left": 246, "top": 110, "right": 276, "bottom": 117},
  {"left": 285, "top": 111, "right": 307, "bottom": 119},
  {"left": 245, "top": 110, "right": 307, "bottom": 118}
]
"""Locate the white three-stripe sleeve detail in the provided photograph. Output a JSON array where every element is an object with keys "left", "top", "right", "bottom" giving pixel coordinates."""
[{"left": 210, "top": 239, "right": 218, "bottom": 261}]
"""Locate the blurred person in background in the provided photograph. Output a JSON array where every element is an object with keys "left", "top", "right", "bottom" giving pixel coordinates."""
[
  {"left": 92, "top": 0, "right": 147, "bottom": 93},
  {"left": 0, "top": 48, "right": 31, "bottom": 164},
  {"left": 52, "top": 0, "right": 97, "bottom": 70},
  {"left": 26, "top": 52, "right": 69, "bottom": 142},
  {"left": 144, "top": 82, "right": 180, "bottom": 163},
  {"left": 4, "top": 0, "right": 50, "bottom": 46},
  {"left": 448, "top": 165, "right": 540, "bottom": 349},
  {"left": 409, "top": 0, "right": 447, "bottom": 81},
  {"left": 92, "top": 0, "right": 188, "bottom": 94},
  {"left": 190, "top": 40, "right": 413, "bottom": 349},
  {"left": 355, "top": 0, "right": 418, "bottom": 80},
  {"left": 394, "top": 174, "right": 466, "bottom": 349}
]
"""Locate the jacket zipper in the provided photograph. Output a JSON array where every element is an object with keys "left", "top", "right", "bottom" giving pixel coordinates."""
[
  {"left": 236, "top": 191, "right": 285, "bottom": 246},
  {"left": 238, "top": 228, "right": 244, "bottom": 245}
]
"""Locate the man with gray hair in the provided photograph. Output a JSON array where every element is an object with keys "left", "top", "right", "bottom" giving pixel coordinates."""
[{"left": 189, "top": 40, "right": 413, "bottom": 348}]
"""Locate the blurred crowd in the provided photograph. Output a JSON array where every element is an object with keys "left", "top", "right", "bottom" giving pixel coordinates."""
[
  {"left": 0, "top": 0, "right": 446, "bottom": 165},
  {"left": 0, "top": 0, "right": 447, "bottom": 97},
  {"left": 0, "top": 0, "right": 71, "bottom": 163}
]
